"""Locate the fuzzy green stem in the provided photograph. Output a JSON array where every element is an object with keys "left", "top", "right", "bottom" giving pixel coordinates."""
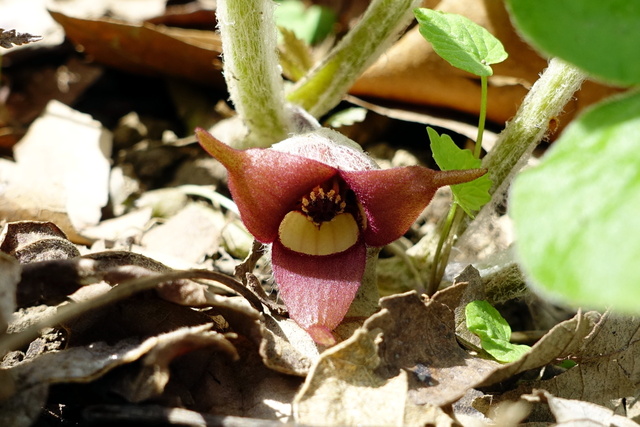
[
  {"left": 482, "top": 58, "right": 586, "bottom": 195},
  {"left": 217, "top": 0, "right": 289, "bottom": 148},
  {"left": 286, "top": 0, "right": 421, "bottom": 118}
]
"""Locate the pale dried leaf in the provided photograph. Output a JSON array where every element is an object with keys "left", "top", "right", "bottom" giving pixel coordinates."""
[
  {"left": 367, "top": 291, "right": 499, "bottom": 407},
  {"left": 0, "top": 221, "right": 80, "bottom": 263},
  {"left": 0, "top": 101, "right": 111, "bottom": 244},
  {"left": 294, "top": 329, "right": 408, "bottom": 426},
  {"left": 0, "top": 253, "right": 20, "bottom": 331},
  {"left": 478, "top": 310, "right": 601, "bottom": 387},
  {"left": 111, "top": 325, "right": 238, "bottom": 402},
  {"left": 524, "top": 390, "right": 639, "bottom": 427},
  {"left": 294, "top": 291, "right": 502, "bottom": 425},
  {"left": 140, "top": 203, "right": 224, "bottom": 265},
  {"left": 260, "top": 314, "right": 319, "bottom": 376},
  {"left": 81, "top": 207, "right": 153, "bottom": 243},
  {"left": 193, "top": 337, "right": 301, "bottom": 421},
  {"left": 350, "top": 0, "right": 620, "bottom": 127},
  {"left": 0, "top": 383, "right": 48, "bottom": 427},
  {"left": 481, "top": 313, "right": 640, "bottom": 421}
]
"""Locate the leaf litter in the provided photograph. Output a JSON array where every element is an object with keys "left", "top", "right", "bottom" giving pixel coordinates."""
[{"left": 0, "top": 0, "right": 638, "bottom": 426}]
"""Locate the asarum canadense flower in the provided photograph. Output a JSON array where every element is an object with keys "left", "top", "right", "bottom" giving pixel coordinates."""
[{"left": 196, "top": 127, "right": 486, "bottom": 345}]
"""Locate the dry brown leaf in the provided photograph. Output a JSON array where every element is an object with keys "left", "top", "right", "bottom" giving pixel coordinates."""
[
  {"left": 479, "top": 313, "right": 640, "bottom": 422},
  {"left": 189, "top": 336, "right": 302, "bottom": 421},
  {"left": 294, "top": 329, "right": 409, "bottom": 426},
  {"left": 0, "top": 101, "right": 111, "bottom": 245},
  {"left": 293, "top": 291, "right": 497, "bottom": 426},
  {"left": 478, "top": 310, "right": 601, "bottom": 388},
  {"left": 350, "top": 0, "right": 622, "bottom": 128},
  {"left": 62, "top": 294, "right": 216, "bottom": 347},
  {"left": 0, "top": 56, "right": 103, "bottom": 151},
  {"left": 0, "top": 253, "right": 20, "bottom": 333},
  {"left": 110, "top": 326, "right": 238, "bottom": 403},
  {"left": 523, "top": 389, "right": 639, "bottom": 427},
  {"left": 0, "top": 221, "right": 81, "bottom": 264},
  {"left": 140, "top": 202, "right": 224, "bottom": 266},
  {"left": 0, "top": 324, "right": 234, "bottom": 425},
  {"left": 49, "top": 10, "right": 225, "bottom": 88},
  {"left": 368, "top": 291, "right": 499, "bottom": 407},
  {"left": 259, "top": 314, "right": 320, "bottom": 377}
]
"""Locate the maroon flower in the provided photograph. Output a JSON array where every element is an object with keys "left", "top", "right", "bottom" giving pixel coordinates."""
[{"left": 196, "top": 128, "right": 485, "bottom": 345}]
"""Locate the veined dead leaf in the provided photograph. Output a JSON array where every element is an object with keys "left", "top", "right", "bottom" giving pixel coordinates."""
[
  {"left": 481, "top": 313, "right": 640, "bottom": 422},
  {"left": 350, "top": 0, "right": 622, "bottom": 128},
  {"left": 523, "top": 389, "right": 639, "bottom": 427},
  {"left": 0, "top": 101, "right": 111, "bottom": 245},
  {"left": 49, "top": 10, "right": 225, "bottom": 88}
]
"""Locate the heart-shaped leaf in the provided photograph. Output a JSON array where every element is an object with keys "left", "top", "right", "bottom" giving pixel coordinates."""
[
  {"left": 414, "top": 8, "right": 507, "bottom": 76},
  {"left": 511, "top": 90, "right": 640, "bottom": 313}
]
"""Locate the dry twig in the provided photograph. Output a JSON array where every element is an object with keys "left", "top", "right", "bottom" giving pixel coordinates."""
[{"left": 0, "top": 28, "right": 43, "bottom": 48}]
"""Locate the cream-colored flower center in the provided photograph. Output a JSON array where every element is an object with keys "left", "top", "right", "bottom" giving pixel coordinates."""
[{"left": 278, "top": 211, "right": 359, "bottom": 256}]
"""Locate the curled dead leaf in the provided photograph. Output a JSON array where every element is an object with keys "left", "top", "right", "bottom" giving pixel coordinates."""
[
  {"left": 49, "top": 10, "right": 225, "bottom": 88},
  {"left": 0, "top": 221, "right": 80, "bottom": 264},
  {"left": 350, "top": 0, "right": 622, "bottom": 129}
]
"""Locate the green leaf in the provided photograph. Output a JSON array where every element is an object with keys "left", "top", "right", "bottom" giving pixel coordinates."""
[
  {"left": 427, "top": 127, "right": 491, "bottom": 217},
  {"left": 505, "top": 0, "right": 640, "bottom": 86},
  {"left": 465, "top": 300, "right": 530, "bottom": 363},
  {"left": 325, "top": 107, "right": 367, "bottom": 128},
  {"left": 278, "top": 26, "right": 314, "bottom": 81},
  {"left": 511, "top": 90, "right": 640, "bottom": 314},
  {"left": 274, "top": 0, "right": 336, "bottom": 45},
  {"left": 413, "top": 8, "right": 507, "bottom": 77}
]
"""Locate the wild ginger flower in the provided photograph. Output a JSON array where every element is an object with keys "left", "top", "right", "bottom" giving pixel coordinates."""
[{"left": 196, "top": 127, "right": 485, "bottom": 345}]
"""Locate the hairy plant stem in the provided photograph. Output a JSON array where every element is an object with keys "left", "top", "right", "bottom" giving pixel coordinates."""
[
  {"left": 428, "top": 76, "right": 489, "bottom": 294},
  {"left": 287, "top": 0, "right": 421, "bottom": 118},
  {"left": 217, "top": 0, "right": 289, "bottom": 148},
  {"left": 428, "top": 60, "right": 586, "bottom": 292},
  {"left": 482, "top": 58, "right": 586, "bottom": 198}
]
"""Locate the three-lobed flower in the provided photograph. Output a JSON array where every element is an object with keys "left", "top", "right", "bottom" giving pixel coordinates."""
[{"left": 196, "top": 127, "right": 485, "bottom": 345}]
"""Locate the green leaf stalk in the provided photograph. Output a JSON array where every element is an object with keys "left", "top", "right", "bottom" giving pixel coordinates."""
[
  {"left": 287, "top": 0, "right": 422, "bottom": 118},
  {"left": 216, "top": 0, "right": 290, "bottom": 148}
]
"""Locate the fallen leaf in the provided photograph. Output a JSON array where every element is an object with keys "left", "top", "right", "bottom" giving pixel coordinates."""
[
  {"left": 0, "top": 253, "right": 20, "bottom": 332},
  {"left": 0, "top": 324, "right": 234, "bottom": 425},
  {"left": 259, "top": 314, "right": 319, "bottom": 376},
  {"left": 140, "top": 202, "right": 224, "bottom": 265},
  {"left": 49, "top": 10, "right": 225, "bottom": 88},
  {"left": 81, "top": 207, "right": 153, "bottom": 243},
  {"left": 61, "top": 294, "right": 216, "bottom": 347},
  {"left": 189, "top": 336, "right": 302, "bottom": 421},
  {"left": 523, "top": 389, "right": 639, "bottom": 427},
  {"left": 109, "top": 325, "right": 238, "bottom": 403},
  {"left": 0, "top": 221, "right": 80, "bottom": 264},
  {"left": 1, "top": 57, "right": 103, "bottom": 150},
  {"left": 293, "top": 290, "right": 498, "bottom": 425},
  {"left": 350, "top": 0, "right": 621, "bottom": 128},
  {"left": 295, "top": 329, "right": 409, "bottom": 427},
  {"left": 479, "top": 312, "right": 640, "bottom": 422},
  {"left": 477, "top": 310, "right": 600, "bottom": 388},
  {"left": 367, "top": 291, "right": 498, "bottom": 407},
  {"left": 0, "top": 101, "right": 111, "bottom": 244}
]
